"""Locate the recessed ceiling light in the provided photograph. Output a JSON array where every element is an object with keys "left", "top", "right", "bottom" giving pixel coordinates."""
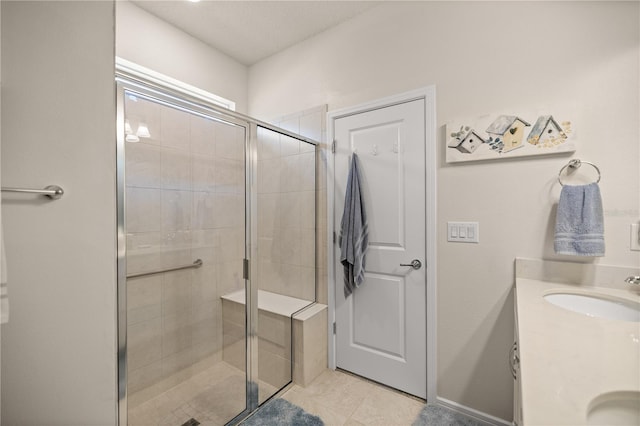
[{"left": 187, "top": 0, "right": 200, "bottom": 3}]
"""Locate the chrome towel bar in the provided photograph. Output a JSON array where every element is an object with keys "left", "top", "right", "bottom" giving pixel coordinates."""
[
  {"left": 127, "top": 259, "right": 203, "bottom": 279},
  {"left": 1, "top": 185, "right": 64, "bottom": 200}
]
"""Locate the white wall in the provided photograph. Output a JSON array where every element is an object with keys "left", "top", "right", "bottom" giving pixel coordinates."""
[
  {"left": 248, "top": 1, "right": 640, "bottom": 421},
  {"left": 116, "top": 1, "right": 249, "bottom": 113},
  {"left": 1, "top": 2, "right": 117, "bottom": 424}
]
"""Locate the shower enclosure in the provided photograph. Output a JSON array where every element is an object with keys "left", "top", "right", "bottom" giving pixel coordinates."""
[{"left": 116, "top": 69, "right": 317, "bottom": 425}]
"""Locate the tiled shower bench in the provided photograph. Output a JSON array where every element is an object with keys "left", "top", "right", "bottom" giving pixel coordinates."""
[{"left": 221, "top": 289, "right": 327, "bottom": 392}]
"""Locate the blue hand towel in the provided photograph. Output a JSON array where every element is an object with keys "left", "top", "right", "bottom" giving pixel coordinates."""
[
  {"left": 339, "top": 153, "right": 369, "bottom": 297},
  {"left": 554, "top": 183, "right": 605, "bottom": 256}
]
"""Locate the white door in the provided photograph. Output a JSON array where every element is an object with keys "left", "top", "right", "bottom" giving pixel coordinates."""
[{"left": 334, "top": 99, "right": 427, "bottom": 398}]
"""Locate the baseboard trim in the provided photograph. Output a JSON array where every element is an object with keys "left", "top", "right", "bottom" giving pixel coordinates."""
[{"left": 436, "top": 397, "right": 512, "bottom": 426}]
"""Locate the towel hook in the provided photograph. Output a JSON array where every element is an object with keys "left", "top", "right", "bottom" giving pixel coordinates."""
[{"left": 558, "top": 159, "right": 601, "bottom": 186}]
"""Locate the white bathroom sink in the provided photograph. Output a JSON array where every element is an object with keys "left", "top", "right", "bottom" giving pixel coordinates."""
[
  {"left": 587, "top": 391, "right": 640, "bottom": 425},
  {"left": 543, "top": 292, "right": 640, "bottom": 322}
]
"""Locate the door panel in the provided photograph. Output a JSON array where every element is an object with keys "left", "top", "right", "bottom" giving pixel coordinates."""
[
  {"left": 334, "top": 99, "right": 426, "bottom": 398},
  {"left": 352, "top": 273, "right": 405, "bottom": 358},
  {"left": 350, "top": 122, "right": 403, "bottom": 246}
]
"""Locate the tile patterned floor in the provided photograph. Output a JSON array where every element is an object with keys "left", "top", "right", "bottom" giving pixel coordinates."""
[
  {"left": 128, "top": 365, "right": 425, "bottom": 426},
  {"left": 280, "top": 369, "right": 425, "bottom": 426}
]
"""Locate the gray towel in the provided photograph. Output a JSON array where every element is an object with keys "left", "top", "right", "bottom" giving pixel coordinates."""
[
  {"left": 340, "top": 153, "right": 368, "bottom": 296},
  {"left": 554, "top": 183, "right": 605, "bottom": 256}
]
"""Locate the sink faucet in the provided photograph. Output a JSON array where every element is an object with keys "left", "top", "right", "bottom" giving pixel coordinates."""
[{"left": 625, "top": 276, "right": 640, "bottom": 285}]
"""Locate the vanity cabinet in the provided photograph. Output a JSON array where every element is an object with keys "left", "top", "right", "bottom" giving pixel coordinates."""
[{"left": 514, "top": 258, "right": 640, "bottom": 424}]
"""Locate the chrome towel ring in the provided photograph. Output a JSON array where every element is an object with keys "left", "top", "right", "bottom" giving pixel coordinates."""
[{"left": 558, "top": 159, "right": 601, "bottom": 186}]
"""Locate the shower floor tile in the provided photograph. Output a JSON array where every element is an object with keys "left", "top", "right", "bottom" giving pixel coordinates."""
[{"left": 128, "top": 361, "right": 277, "bottom": 426}]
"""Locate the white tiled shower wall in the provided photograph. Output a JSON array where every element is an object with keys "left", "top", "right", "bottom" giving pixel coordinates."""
[
  {"left": 256, "top": 128, "right": 314, "bottom": 301},
  {"left": 261, "top": 105, "right": 328, "bottom": 304},
  {"left": 124, "top": 95, "right": 245, "bottom": 396}
]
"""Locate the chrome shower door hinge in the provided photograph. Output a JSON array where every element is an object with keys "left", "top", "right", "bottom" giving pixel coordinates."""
[
  {"left": 243, "top": 258, "right": 250, "bottom": 280},
  {"left": 333, "top": 322, "right": 337, "bottom": 334},
  {"left": 331, "top": 140, "right": 336, "bottom": 153}
]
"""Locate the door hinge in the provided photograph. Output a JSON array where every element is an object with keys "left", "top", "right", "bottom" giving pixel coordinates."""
[
  {"left": 243, "top": 258, "right": 250, "bottom": 280},
  {"left": 333, "top": 231, "right": 337, "bottom": 244},
  {"left": 333, "top": 322, "right": 337, "bottom": 335},
  {"left": 331, "top": 140, "right": 336, "bottom": 154}
]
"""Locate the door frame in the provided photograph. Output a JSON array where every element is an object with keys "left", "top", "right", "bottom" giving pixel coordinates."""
[{"left": 326, "top": 87, "right": 437, "bottom": 402}]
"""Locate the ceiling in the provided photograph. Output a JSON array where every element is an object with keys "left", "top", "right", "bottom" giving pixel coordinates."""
[{"left": 130, "top": 1, "right": 382, "bottom": 66}]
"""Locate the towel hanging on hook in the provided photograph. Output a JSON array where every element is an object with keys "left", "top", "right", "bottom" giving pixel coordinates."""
[{"left": 339, "top": 153, "right": 369, "bottom": 297}]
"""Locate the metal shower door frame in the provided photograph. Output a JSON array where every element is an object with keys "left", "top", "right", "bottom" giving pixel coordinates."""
[
  {"left": 115, "top": 76, "right": 257, "bottom": 426},
  {"left": 115, "top": 68, "right": 318, "bottom": 425}
]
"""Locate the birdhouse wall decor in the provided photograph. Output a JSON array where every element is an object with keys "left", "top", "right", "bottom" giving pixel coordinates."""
[{"left": 445, "top": 108, "right": 576, "bottom": 163}]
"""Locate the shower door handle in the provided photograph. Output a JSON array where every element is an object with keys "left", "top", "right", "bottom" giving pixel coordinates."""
[{"left": 400, "top": 259, "right": 422, "bottom": 270}]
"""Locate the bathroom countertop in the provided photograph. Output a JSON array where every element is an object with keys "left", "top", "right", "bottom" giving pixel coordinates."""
[{"left": 515, "top": 278, "right": 640, "bottom": 425}]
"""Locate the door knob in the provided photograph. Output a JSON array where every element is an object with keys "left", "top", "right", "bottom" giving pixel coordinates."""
[{"left": 400, "top": 259, "right": 422, "bottom": 270}]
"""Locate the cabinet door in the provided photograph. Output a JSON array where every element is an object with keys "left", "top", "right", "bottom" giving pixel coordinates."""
[
  {"left": 513, "top": 289, "right": 523, "bottom": 425},
  {"left": 512, "top": 340, "right": 522, "bottom": 425}
]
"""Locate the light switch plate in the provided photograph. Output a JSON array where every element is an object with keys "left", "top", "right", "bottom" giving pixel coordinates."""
[
  {"left": 631, "top": 223, "right": 640, "bottom": 251},
  {"left": 448, "top": 222, "right": 479, "bottom": 243}
]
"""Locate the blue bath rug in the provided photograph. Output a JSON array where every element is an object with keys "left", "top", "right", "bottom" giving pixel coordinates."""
[
  {"left": 412, "top": 403, "right": 484, "bottom": 426},
  {"left": 242, "top": 398, "right": 324, "bottom": 426}
]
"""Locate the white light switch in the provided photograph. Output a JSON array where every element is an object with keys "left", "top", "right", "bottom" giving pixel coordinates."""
[{"left": 447, "top": 222, "right": 479, "bottom": 243}]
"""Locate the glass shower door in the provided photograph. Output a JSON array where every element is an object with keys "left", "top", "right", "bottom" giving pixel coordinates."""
[
  {"left": 120, "top": 88, "right": 248, "bottom": 426},
  {"left": 254, "top": 125, "right": 316, "bottom": 403}
]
